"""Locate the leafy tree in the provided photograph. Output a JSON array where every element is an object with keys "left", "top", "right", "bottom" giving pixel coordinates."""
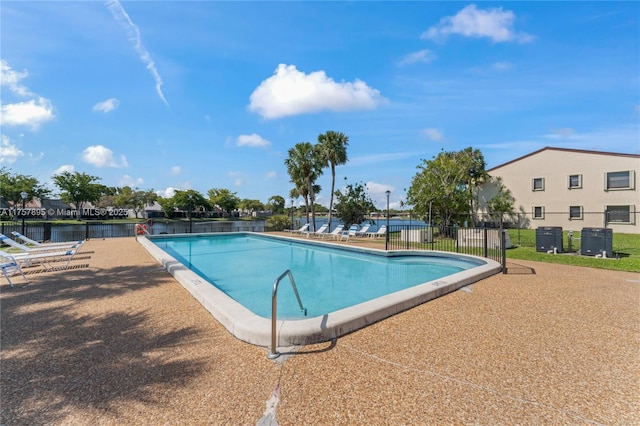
[
  {"left": 207, "top": 188, "right": 239, "bottom": 217},
  {"left": 157, "top": 196, "right": 177, "bottom": 218},
  {"left": 485, "top": 177, "right": 516, "bottom": 228},
  {"left": 458, "top": 147, "right": 489, "bottom": 225},
  {"left": 317, "top": 131, "right": 349, "bottom": 230},
  {"left": 333, "top": 181, "right": 376, "bottom": 229},
  {"left": 109, "top": 186, "right": 158, "bottom": 218},
  {"left": 284, "top": 142, "right": 323, "bottom": 230},
  {"left": 0, "top": 168, "right": 51, "bottom": 213},
  {"left": 52, "top": 171, "right": 104, "bottom": 215},
  {"left": 239, "top": 198, "right": 265, "bottom": 214},
  {"left": 265, "top": 214, "right": 290, "bottom": 231},
  {"left": 266, "top": 195, "right": 285, "bottom": 214},
  {"left": 406, "top": 150, "right": 471, "bottom": 226},
  {"left": 175, "top": 190, "right": 210, "bottom": 218}
]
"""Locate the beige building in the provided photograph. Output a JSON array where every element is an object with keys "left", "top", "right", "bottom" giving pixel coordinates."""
[{"left": 477, "top": 147, "right": 639, "bottom": 234}]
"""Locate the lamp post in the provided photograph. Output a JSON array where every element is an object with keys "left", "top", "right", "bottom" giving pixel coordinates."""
[
  {"left": 20, "top": 191, "right": 28, "bottom": 235},
  {"left": 385, "top": 190, "right": 390, "bottom": 250},
  {"left": 188, "top": 194, "right": 193, "bottom": 234},
  {"left": 290, "top": 199, "right": 295, "bottom": 229}
]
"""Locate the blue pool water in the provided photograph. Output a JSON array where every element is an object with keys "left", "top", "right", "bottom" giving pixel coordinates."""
[{"left": 152, "top": 234, "right": 482, "bottom": 319}]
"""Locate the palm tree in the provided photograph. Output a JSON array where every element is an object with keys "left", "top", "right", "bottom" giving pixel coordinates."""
[
  {"left": 284, "top": 142, "right": 323, "bottom": 230},
  {"left": 317, "top": 131, "right": 349, "bottom": 230}
]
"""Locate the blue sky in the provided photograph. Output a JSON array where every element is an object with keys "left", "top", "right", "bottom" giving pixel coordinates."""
[{"left": 1, "top": 1, "right": 638, "bottom": 210}]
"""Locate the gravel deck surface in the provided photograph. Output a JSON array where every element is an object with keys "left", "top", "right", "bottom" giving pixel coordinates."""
[{"left": 1, "top": 235, "right": 639, "bottom": 425}]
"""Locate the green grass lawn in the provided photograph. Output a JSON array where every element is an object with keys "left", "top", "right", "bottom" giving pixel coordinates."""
[{"left": 506, "top": 229, "right": 640, "bottom": 273}]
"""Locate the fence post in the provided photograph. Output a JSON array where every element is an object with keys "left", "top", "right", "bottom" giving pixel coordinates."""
[
  {"left": 85, "top": 222, "right": 90, "bottom": 240},
  {"left": 501, "top": 230, "right": 507, "bottom": 274},
  {"left": 483, "top": 227, "right": 488, "bottom": 258}
]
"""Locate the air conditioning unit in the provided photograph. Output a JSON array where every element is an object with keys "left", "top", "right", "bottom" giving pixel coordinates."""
[
  {"left": 580, "top": 228, "right": 613, "bottom": 257},
  {"left": 536, "top": 226, "right": 563, "bottom": 253}
]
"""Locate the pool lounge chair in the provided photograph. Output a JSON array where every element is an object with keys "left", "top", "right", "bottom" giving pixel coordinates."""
[
  {"left": 4, "top": 246, "right": 81, "bottom": 272},
  {"left": 305, "top": 224, "right": 329, "bottom": 238},
  {"left": 1, "top": 254, "right": 29, "bottom": 287},
  {"left": 366, "top": 225, "right": 387, "bottom": 238},
  {"left": 11, "top": 231, "right": 83, "bottom": 248},
  {"left": 338, "top": 225, "right": 360, "bottom": 241},
  {"left": 0, "top": 234, "right": 83, "bottom": 253},
  {"left": 285, "top": 223, "right": 310, "bottom": 234},
  {"left": 355, "top": 224, "right": 371, "bottom": 237},
  {"left": 325, "top": 225, "right": 345, "bottom": 240}
]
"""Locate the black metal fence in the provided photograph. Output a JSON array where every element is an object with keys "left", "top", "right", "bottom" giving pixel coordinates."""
[
  {"left": 0, "top": 220, "right": 266, "bottom": 243},
  {"left": 386, "top": 224, "right": 507, "bottom": 273}
]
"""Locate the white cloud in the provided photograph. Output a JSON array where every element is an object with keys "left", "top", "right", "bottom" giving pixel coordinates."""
[
  {"left": 0, "top": 135, "right": 24, "bottom": 164},
  {"left": 233, "top": 178, "right": 244, "bottom": 187},
  {"left": 546, "top": 128, "right": 576, "bottom": 139},
  {"left": 248, "top": 64, "right": 387, "bottom": 119},
  {"left": 265, "top": 171, "right": 277, "bottom": 179},
  {"left": 397, "top": 50, "right": 437, "bottom": 66},
  {"left": 422, "top": 128, "right": 443, "bottom": 141},
  {"left": 0, "top": 60, "right": 34, "bottom": 97},
  {"left": 106, "top": 0, "right": 169, "bottom": 107},
  {"left": 365, "top": 181, "right": 396, "bottom": 210},
  {"left": 237, "top": 133, "right": 271, "bottom": 147},
  {"left": 0, "top": 97, "right": 55, "bottom": 129},
  {"left": 82, "top": 145, "right": 128, "bottom": 168},
  {"left": 170, "top": 166, "right": 181, "bottom": 175},
  {"left": 421, "top": 4, "right": 533, "bottom": 43},
  {"left": 53, "top": 164, "right": 75, "bottom": 175},
  {"left": 157, "top": 187, "right": 177, "bottom": 198},
  {"left": 119, "top": 174, "right": 144, "bottom": 187},
  {"left": 93, "top": 98, "right": 120, "bottom": 113}
]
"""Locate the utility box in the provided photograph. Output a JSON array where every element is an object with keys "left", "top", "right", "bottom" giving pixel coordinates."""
[
  {"left": 580, "top": 227, "right": 613, "bottom": 257},
  {"left": 536, "top": 226, "right": 563, "bottom": 253}
]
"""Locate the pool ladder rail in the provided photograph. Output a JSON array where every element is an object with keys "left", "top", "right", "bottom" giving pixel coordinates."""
[{"left": 268, "top": 269, "right": 307, "bottom": 359}]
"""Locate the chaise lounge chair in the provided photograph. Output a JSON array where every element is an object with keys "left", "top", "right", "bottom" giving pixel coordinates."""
[
  {"left": 355, "top": 224, "right": 371, "bottom": 237},
  {"left": 338, "top": 225, "right": 360, "bottom": 241},
  {"left": 366, "top": 225, "right": 387, "bottom": 238},
  {"left": 11, "top": 231, "right": 83, "bottom": 248},
  {"left": 305, "top": 224, "right": 329, "bottom": 238},
  {"left": 285, "top": 223, "right": 310, "bottom": 234},
  {"left": 325, "top": 225, "right": 345, "bottom": 240},
  {"left": 1, "top": 254, "right": 29, "bottom": 287},
  {"left": 0, "top": 234, "right": 83, "bottom": 253},
  {"left": 3, "top": 246, "right": 81, "bottom": 272}
]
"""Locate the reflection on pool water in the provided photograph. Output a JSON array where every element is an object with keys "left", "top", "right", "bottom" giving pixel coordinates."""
[{"left": 139, "top": 233, "right": 502, "bottom": 347}]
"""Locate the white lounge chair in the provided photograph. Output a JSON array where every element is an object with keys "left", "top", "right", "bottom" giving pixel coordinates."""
[
  {"left": 325, "top": 225, "right": 345, "bottom": 240},
  {"left": 355, "top": 224, "right": 371, "bottom": 237},
  {"left": 285, "top": 223, "right": 310, "bottom": 234},
  {"left": 338, "top": 225, "right": 359, "bottom": 241},
  {"left": 305, "top": 224, "right": 329, "bottom": 238},
  {"left": 11, "top": 231, "right": 83, "bottom": 247},
  {"left": 366, "top": 225, "right": 387, "bottom": 238},
  {"left": 4, "top": 246, "right": 81, "bottom": 272},
  {"left": 0, "top": 234, "right": 82, "bottom": 253},
  {"left": 1, "top": 254, "right": 29, "bottom": 287}
]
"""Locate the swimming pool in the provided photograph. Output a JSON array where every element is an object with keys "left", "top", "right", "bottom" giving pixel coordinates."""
[{"left": 139, "top": 233, "right": 502, "bottom": 348}]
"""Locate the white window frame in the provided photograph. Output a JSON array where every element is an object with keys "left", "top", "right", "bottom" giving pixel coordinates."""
[
  {"left": 532, "top": 177, "right": 545, "bottom": 191},
  {"left": 606, "top": 205, "right": 636, "bottom": 224},
  {"left": 569, "top": 205, "right": 583, "bottom": 220},
  {"left": 604, "top": 170, "right": 635, "bottom": 191},
  {"left": 533, "top": 206, "right": 545, "bottom": 219},
  {"left": 568, "top": 174, "right": 582, "bottom": 189}
]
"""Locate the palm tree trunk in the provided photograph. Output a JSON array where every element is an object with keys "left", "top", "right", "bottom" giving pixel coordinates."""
[{"left": 328, "top": 164, "right": 336, "bottom": 230}]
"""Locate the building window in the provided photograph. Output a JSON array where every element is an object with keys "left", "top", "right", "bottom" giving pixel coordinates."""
[
  {"left": 605, "top": 171, "right": 635, "bottom": 190},
  {"left": 533, "top": 206, "right": 544, "bottom": 219},
  {"left": 568, "top": 174, "right": 582, "bottom": 189},
  {"left": 606, "top": 205, "right": 635, "bottom": 224},
  {"left": 569, "top": 206, "right": 583, "bottom": 220},
  {"left": 532, "top": 177, "right": 545, "bottom": 191}
]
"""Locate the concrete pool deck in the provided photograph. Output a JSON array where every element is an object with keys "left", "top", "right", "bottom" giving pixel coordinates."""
[{"left": 1, "top": 235, "right": 639, "bottom": 425}]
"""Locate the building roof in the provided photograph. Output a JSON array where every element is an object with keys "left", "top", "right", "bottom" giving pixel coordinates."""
[{"left": 487, "top": 146, "right": 640, "bottom": 172}]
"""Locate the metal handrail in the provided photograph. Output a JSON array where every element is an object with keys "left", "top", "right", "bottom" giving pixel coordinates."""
[{"left": 268, "top": 269, "right": 306, "bottom": 359}]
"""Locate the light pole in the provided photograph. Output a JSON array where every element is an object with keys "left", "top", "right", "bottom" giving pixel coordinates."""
[
  {"left": 20, "top": 191, "right": 28, "bottom": 235},
  {"left": 385, "top": 190, "right": 390, "bottom": 250},
  {"left": 290, "top": 199, "right": 295, "bottom": 229},
  {"left": 188, "top": 194, "right": 193, "bottom": 234}
]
